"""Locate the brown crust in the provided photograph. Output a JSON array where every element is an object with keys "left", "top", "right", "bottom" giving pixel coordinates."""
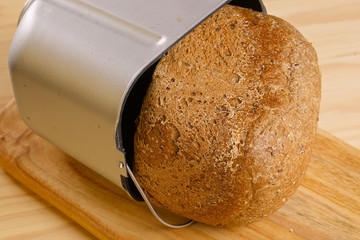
[{"left": 133, "top": 5, "right": 321, "bottom": 226}]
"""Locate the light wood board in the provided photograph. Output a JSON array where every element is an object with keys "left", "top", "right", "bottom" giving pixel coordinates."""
[{"left": 0, "top": 100, "right": 359, "bottom": 239}]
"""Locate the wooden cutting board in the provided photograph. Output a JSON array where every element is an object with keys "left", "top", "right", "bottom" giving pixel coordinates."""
[{"left": 0, "top": 99, "right": 359, "bottom": 240}]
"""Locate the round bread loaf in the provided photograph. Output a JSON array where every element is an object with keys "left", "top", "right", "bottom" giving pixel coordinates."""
[{"left": 133, "top": 5, "right": 321, "bottom": 226}]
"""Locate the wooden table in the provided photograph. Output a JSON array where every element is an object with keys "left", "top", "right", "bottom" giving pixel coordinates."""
[{"left": 0, "top": 0, "right": 359, "bottom": 239}]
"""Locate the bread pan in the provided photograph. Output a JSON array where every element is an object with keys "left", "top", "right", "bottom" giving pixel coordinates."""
[{"left": 9, "top": 0, "right": 266, "bottom": 227}]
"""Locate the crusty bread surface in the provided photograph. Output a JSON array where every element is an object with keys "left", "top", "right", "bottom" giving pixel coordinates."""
[{"left": 133, "top": 5, "right": 321, "bottom": 226}]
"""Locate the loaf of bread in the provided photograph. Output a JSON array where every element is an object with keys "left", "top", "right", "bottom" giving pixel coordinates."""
[{"left": 133, "top": 5, "right": 321, "bottom": 226}]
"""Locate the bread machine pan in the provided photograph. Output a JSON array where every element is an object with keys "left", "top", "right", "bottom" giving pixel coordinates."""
[{"left": 8, "top": 0, "right": 266, "bottom": 227}]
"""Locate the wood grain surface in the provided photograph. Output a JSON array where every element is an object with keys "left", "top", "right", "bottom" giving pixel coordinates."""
[
  {"left": 1, "top": 100, "right": 360, "bottom": 240},
  {"left": 0, "top": 0, "right": 360, "bottom": 239}
]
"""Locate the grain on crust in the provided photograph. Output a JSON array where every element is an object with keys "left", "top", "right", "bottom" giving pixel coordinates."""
[{"left": 133, "top": 5, "right": 321, "bottom": 226}]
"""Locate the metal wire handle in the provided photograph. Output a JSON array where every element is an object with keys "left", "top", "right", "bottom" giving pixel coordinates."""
[{"left": 126, "top": 164, "right": 195, "bottom": 228}]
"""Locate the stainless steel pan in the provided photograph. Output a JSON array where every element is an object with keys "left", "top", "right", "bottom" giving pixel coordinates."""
[{"left": 9, "top": 0, "right": 266, "bottom": 227}]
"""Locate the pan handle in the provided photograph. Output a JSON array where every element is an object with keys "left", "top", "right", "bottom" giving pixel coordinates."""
[{"left": 126, "top": 164, "right": 195, "bottom": 228}]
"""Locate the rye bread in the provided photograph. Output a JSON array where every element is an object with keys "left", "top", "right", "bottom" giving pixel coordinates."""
[{"left": 133, "top": 5, "right": 321, "bottom": 226}]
